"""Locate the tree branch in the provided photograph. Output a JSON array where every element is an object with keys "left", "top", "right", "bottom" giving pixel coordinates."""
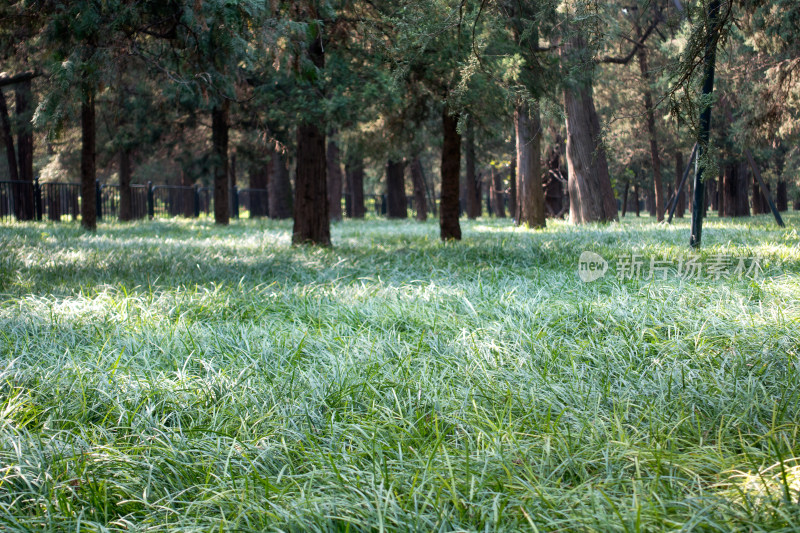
[{"left": 599, "top": 19, "right": 659, "bottom": 64}]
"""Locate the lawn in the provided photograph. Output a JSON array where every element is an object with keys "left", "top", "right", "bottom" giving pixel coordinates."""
[{"left": 1, "top": 214, "right": 799, "bottom": 531}]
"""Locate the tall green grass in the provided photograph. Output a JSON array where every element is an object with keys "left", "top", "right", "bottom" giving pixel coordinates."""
[{"left": 1, "top": 213, "right": 799, "bottom": 531}]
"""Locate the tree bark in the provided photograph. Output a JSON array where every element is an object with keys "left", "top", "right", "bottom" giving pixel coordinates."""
[
  {"left": 249, "top": 158, "right": 268, "bottom": 218},
  {"left": 293, "top": 123, "right": 330, "bottom": 245},
  {"left": 777, "top": 180, "right": 788, "bottom": 212},
  {"left": 410, "top": 157, "right": 428, "bottom": 221},
  {"left": 515, "top": 104, "right": 545, "bottom": 227},
  {"left": 634, "top": 183, "right": 641, "bottom": 216},
  {"left": 327, "top": 135, "right": 344, "bottom": 221},
  {"left": 345, "top": 156, "right": 365, "bottom": 219},
  {"left": 636, "top": 22, "right": 665, "bottom": 221},
  {"left": 621, "top": 179, "right": 629, "bottom": 217},
  {"left": 119, "top": 149, "right": 133, "bottom": 221},
  {"left": 563, "top": 35, "right": 617, "bottom": 224},
  {"left": 465, "top": 118, "right": 481, "bottom": 219},
  {"left": 491, "top": 167, "right": 506, "bottom": 218},
  {"left": 675, "top": 150, "right": 685, "bottom": 218},
  {"left": 0, "top": 88, "right": 18, "bottom": 182},
  {"left": 212, "top": 102, "right": 230, "bottom": 225},
  {"left": 81, "top": 89, "right": 97, "bottom": 230},
  {"left": 440, "top": 109, "right": 462, "bottom": 240},
  {"left": 386, "top": 159, "right": 407, "bottom": 219},
  {"left": 508, "top": 159, "right": 517, "bottom": 220},
  {"left": 720, "top": 162, "right": 750, "bottom": 217},
  {"left": 268, "top": 147, "right": 292, "bottom": 219}
]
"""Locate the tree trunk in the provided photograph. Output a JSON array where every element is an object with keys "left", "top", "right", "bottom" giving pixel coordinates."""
[
  {"left": 81, "top": 89, "right": 97, "bottom": 230},
  {"left": 386, "top": 159, "right": 407, "bottom": 219},
  {"left": 636, "top": 22, "right": 665, "bottom": 221},
  {"left": 440, "top": 109, "right": 462, "bottom": 240},
  {"left": 777, "top": 180, "right": 788, "bottom": 212},
  {"left": 268, "top": 148, "right": 292, "bottom": 219},
  {"left": 181, "top": 168, "right": 194, "bottom": 218},
  {"left": 646, "top": 188, "right": 656, "bottom": 216},
  {"left": 621, "top": 179, "right": 629, "bottom": 217},
  {"left": 634, "top": 183, "right": 641, "bottom": 217},
  {"left": 563, "top": 35, "right": 617, "bottom": 224},
  {"left": 0, "top": 88, "right": 18, "bottom": 181},
  {"left": 345, "top": 156, "right": 365, "bottom": 219},
  {"left": 327, "top": 135, "right": 344, "bottom": 221},
  {"left": 675, "top": 150, "right": 685, "bottom": 218},
  {"left": 212, "top": 102, "right": 230, "bottom": 225},
  {"left": 249, "top": 158, "right": 269, "bottom": 218},
  {"left": 508, "top": 159, "right": 517, "bottom": 220},
  {"left": 544, "top": 136, "right": 564, "bottom": 217},
  {"left": 119, "top": 149, "right": 133, "bottom": 221},
  {"left": 751, "top": 174, "right": 764, "bottom": 214},
  {"left": 465, "top": 118, "right": 481, "bottom": 219},
  {"left": 516, "top": 103, "right": 546, "bottom": 228},
  {"left": 293, "top": 122, "right": 330, "bottom": 245},
  {"left": 720, "top": 163, "right": 750, "bottom": 217},
  {"left": 410, "top": 157, "right": 428, "bottom": 221}
]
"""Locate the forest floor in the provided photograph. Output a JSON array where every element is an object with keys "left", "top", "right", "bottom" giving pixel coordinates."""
[{"left": 1, "top": 213, "right": 800, "bottom": 531}]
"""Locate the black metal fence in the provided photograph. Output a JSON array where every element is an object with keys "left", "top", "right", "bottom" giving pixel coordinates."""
[{"left": 1, "top": 179, "right": 444, "bottom": 223}]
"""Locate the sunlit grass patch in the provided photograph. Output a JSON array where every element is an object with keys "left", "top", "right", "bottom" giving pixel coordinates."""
[{"left": 1, "top": 213, "right": 799, "bottom": 531}]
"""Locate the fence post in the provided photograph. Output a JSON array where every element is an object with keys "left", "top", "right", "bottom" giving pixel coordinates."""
[
  {"left": 232, "top": 186, "right": 239, "bottom": 219},
  {"left": 34, "top": 177, "right": 42, "bottom": 221},
  {"left": 96, "top": 180, "right": 103, "bottom": 221},
  {"left": 147, "top": 181, "right": 155, "bottom": 219},
  {"left": 194, "top": 184, "right": 201, "bottom": 218}
]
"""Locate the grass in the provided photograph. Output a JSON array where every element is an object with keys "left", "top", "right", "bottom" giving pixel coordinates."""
[{"left": 1, "top": 212, "right": 799, "bottom": 532}]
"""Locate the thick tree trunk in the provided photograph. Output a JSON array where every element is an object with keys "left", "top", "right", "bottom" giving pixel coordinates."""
[
  {"left": 440, "top": 109, "right": 462, "bottom": 240},
  {"left": 293, "top": 122, "right": 330, "bottom": 245},
  {"left": 636, "top": 23, "right": 665, "bottom": 221},
  {"left": 646, "top": 188, "right": 656, "bottom": 216},
  {"left": 563, "top": 39, "right": 617, "bottom": 223},
  {"left": 327, "top": 136, "right": 344, "bottom": 221},
  {"left": 345, "top": 156, "right": 365, "bottom": 219},
  {"left": 268, "top": 148, "right": 292, "bottom": 219},
  {"left": 81, "top": 89, "right": 97, "bottom": 230},
  {"left": 465, "top": 119, "right": 481, "bottom": 219},
  {"left": 516, "top": 104, "right": 546, "bottom": 228},
  {"left": 410, "top": 157, "right": 428, "bottom": 221},
  {"left": 181, "top": 168, "right": 194, "bottom": 218},
  {"left": 777, "top": 180, "right": 788, "bottom": 212},
  {"left": 386, "top": 159, "right": 407, "bottom": 219},
  {"left": 119, "top": 149, "right": 133, "bottom": 221},
  {"left": 212, "top": 102, "right": 230, "bottom": 225},
  {"left": 675, "top": 150, "right": 685, "bottom": 218},
  {"left": 751, "top": 175, "right": 764, "bottom": 214},
  {"left": 720, "top": 163, "right": 750, "bottom": 217}
]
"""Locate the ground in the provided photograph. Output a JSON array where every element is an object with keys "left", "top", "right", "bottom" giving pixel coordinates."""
[{"left": 1, "top": 214, "right": 799, "bottom": 531}]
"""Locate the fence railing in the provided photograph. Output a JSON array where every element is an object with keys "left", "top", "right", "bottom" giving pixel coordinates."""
[{"left": 1, "top": 179, "right": 454, "bottom": 223}]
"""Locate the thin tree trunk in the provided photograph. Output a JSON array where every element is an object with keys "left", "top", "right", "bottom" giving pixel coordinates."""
[
  {"left": 465, "top": 118, "right": 481, "bottom": 219},
  {"left": 0, "top": 88, "right": 18, "bottom": 182},
  {"left": 14, "top": 80, "right": 34, "bottom": 220},
  {"left": 634, "top": 183, "right": 641, "bottom": 217},
  {"left": 516, "top": 103, "right": 546, "bottom": 227},
  {"left": 268, "top": 147, "right": 292, "bottom": 219},
  {"left": 675, "top": 150, "right": 685, "bottom": 218},
  {"left": 386, "top": 159, "right": 407, "bottom": 219},
  {"left": 491, "top": 167, "right": 506, "bottom": 217},
  {"left": 293, "top": 123, "right": 330, "bottom": 244},
  {"left": 81, "top": 89, "right": 97, "bottom": 230},
  {"left": 563, "top": 35, "right": 617, "bottom": 224},
  {"left": 508, "top": 159, "right": 517, "bottom": 220},
  {"left": 181, "top": 168, "right": 194, "bottom": 218},
  {"left": 327, "top": 135, "right": 344, "bottom": 221},
  {"left": 119, "top": 149, "right": 133, "bottom": 221},
  {"left": 440, "top": 108, "right": 462, "bottom": 240},
  {"left": 621, "top": 179, "right": 629, "bottom": 217},
  {"left": 345, "top": 156, "right": 365, "bottom": 219},
  {"left": 249, "top": 158, "right": 268, "bottom": 218},
  {"left": 636, "top": 22, "right": 665, "bottom": 221},
  {"left": 212, "top": 102, "right": 230, "bottom": 225},
  {"left": 410, "top": 157, "right": 428, "bottom": 221}
]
